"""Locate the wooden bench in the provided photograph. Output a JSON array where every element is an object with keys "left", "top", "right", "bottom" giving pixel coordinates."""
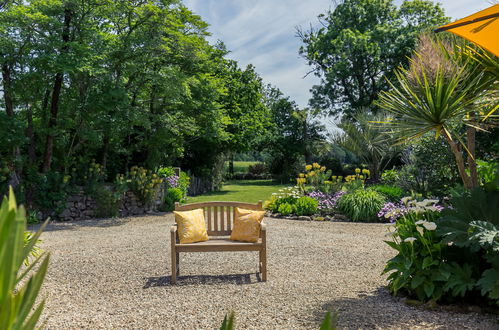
[{"left": 170, "top": 201, "right": 267, "bottom": 284}]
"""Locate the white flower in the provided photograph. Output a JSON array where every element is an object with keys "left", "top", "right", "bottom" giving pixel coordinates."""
[
  {"left": 404, "top": 237, "right": 417, "bottom": 243},
  {"left": 422, "top": 222, "right": 437, "bottom": 231},
  {"left": 415, "top": 220, "right": 426, "bottom": 225},
  {"left": 417, "top": 226, "right": 424, "bottom": 236},
  {"left": 447, "top": 242, "right": 454, "bottom": 246}
]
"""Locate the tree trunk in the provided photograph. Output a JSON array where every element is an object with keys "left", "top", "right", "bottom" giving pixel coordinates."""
[
  {"left": 229, "top": 153, "right": 234, "bottom": 175},
  {"left": 444, "top": 133, "right": 472, "bottom": 189},
  {"left": 26, "top": 104, "right": 36, "bottom": 165},
  {"left": 467, "top": 113, "right": 479, "bottom": 188},
  {"left": 101, "top": 132, "right": 110, "bottom": 172},
  {"left": 42, "top": 8, "right": 72, "bottom": 173}
]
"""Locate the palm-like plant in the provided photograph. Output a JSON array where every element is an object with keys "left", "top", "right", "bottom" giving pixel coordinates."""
[
  {"left": 376, "top": 35, "right": 498, "bottom": 189},
  {"left": 335, "top": 112, "right": 400, "bottom": 181},
  {"left": 0, "top": 187, "right": 50, "bottom": 329}
]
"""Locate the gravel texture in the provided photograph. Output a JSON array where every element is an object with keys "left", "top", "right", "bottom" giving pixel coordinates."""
[{"left": 37, "top": 215, "right": 498, "bottom": 329}]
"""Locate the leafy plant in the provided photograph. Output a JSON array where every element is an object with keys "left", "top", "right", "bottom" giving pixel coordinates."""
[
  {"left": 319, "top": 310, "right": 339, "bottom": 330},
  {"left": 93, "top": 186, "right": 121, "bottom": 218},
  {"left": 220, "top": 312, "right": 235, "bottom": 330},
  {"left": 337, "top": 190, "right": 386, "bottom": 222},
  {"left": 248, "top": 163, "right": 266, "bottom": 175},
  {"left": 369, "top": 184, "right": 404, "bottom": 202},
  {"left": 277, "top": 203, "right": 294, "bottom": 216},
  {"left": 164, "top": 188, "right": 184, "bottom": 212},
  {"left": 127, "top": 166, "right": 163, "bottom": 206},
  {"left": 294, "top": 196, "right": 318, "bottom": 216},
  {"left": 0, "top": 187, "right": 50, "bottom": 328},
  {"left": 381, "top": 169, "right": 400, "bottom": 185}
]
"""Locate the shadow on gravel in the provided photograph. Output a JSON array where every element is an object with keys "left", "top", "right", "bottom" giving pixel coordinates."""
[
  {"left": 307, "top": 287, "right": 478, "bottom": 329},
  {"left": 143, "top": 273, "right": 261, "bottom": 288},
  {"left": 30, "top": 216, "right": 135, "bottom": 232}
]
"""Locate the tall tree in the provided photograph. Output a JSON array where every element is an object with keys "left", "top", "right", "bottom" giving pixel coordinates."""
[{"left": 298, "top": 0, "right": 449, "bottom": 119}]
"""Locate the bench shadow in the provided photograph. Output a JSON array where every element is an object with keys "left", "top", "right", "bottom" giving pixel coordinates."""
[{"left": 143, "top": 273, "right": 261, "bottom": 288}]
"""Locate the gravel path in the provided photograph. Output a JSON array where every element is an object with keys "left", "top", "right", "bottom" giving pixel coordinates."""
[{"left": 37, "top": 215, "right": 498, "bottom": 329}]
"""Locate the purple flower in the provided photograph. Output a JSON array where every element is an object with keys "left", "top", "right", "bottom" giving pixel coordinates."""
[
  {"left": 307, "top": 190, "right": 346, "bottom": 210},
  {"left": 165, "top": 175, "right": 179, "bottom": 188}
]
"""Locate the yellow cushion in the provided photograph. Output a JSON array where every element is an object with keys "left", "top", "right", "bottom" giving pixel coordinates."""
[
  {"left": 174, "top": 209, "right": 209, "bottom": 244},
  {"left": 230, "top": 207, "right": 265, "bottom": 243}
]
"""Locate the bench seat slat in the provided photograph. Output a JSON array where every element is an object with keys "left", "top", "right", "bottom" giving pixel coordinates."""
[{"left": 176, "top": 239, "right": 263, "bottom": 252}]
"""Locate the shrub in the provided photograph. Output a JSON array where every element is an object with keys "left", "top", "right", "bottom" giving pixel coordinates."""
[
  {"left": 294, "top": 196, "right": 318, "bottom": 216},
  {"left": 381, "top": 169, "right": 400, "bottom": 185},
  {"left": 248, "top": 163, "right": 266, "bottom": 175},
  {"left": 384, "top": 188, "right": 499, "bottom": 307},
  {"left": 164, "top": 187, "right": 184, "bottom": 211},
  {"left": 158, "top": 166, "right": 190, "bottom": 198},
  {"left": 277, "top": 203, "right": 294, "bottom": 216},
  {"left": 369, "top": 184, "right": 404, "bottom": 202},
  {"left": 337, "top": 190, "right": 386, "bottom": 222},
  {"left": 93, "top": 186, "right": 121, "bottom": 218},
  {"left": 265, "top": 186, "right": 301, "bottom": 213},
  {"left": 127, "top": 166, "right": 163, "bottom": 206}
]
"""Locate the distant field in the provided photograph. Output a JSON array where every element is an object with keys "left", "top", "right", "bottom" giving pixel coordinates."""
[
  {"left": 224, "top": 161, "right": 260, "bottom": 173},
  {"left": 186, "top": 179, "right": 289, "bottom": 204}
]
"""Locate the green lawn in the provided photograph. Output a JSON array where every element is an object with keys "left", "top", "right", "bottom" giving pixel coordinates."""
[
  {"left": 224, "top": 161, "right": 259, "bottom": 173},
  {"left": 186, "top": 180, "right": 289, "bottom": 204}
]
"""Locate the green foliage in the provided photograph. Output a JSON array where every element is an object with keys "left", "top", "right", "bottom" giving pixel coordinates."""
[
  {"left": 31, "top": 170, "right": 72, "bottom": 217},
  {"left": 92, "top": 186, "right": 121, "bottom": 218},
  {"left": 381, "top": 169, "right": 400, "bottom": 185},
  {"left": 23, "top": 231, "right": 42, "bottom": 266},
  {"left": 369, "top": 184, "right": 404, "bottom": 202},
  {"left": 319, "top": 310, "right": 339, "bottom": 330},
  {"left": 476, "top": 159, "right": 499, "bottom": 189},
  {"left": 164, "top": 188, "right": 184, "bottom": 212},
  {"left": 299, "top": 0, "right": 449, "bottom": 117},
  {"left": 337, "top": 190, "right": 386, "bottom": 222},
  {"left": 277, "top": 203, "right": 295, "bottom": 216},
  {"left": 127, "top": 166, "right": 163, "bottom": 206},
  {"left": 385, "top": 188, "right": 499, "bottom": 306},
  {"left": 294, "top": 197, "right": 318, "bottom": 216},
  {"left": 0, "top": 188, "right": 49, "bottom": 329},
  {"left": 220, "top": 311, "right": 235, "bottom": 330}
]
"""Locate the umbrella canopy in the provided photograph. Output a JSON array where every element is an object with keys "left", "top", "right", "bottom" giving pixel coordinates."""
[{"left": 435, "top": 4, "right": 499, "bottom": 57}]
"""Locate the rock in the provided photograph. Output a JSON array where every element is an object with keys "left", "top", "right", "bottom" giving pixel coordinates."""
[
  {"left": 298, "top": 216, "right": 310, "bottom": 221},
  {"left": 59, "top": 208, "right": 72, "bottom": 218}
]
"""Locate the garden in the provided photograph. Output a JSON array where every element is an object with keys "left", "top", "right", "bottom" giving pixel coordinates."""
[{"left": 1, "top": 0, "right": 498, "bottom": 329}]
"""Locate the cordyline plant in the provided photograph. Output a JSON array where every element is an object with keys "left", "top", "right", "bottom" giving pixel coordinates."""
[
  {"left": 0, "top": 187, "right": 50, "bottom": 329},
  {"left": 376, "top": 34, "right": 498, "bottom": 190}
]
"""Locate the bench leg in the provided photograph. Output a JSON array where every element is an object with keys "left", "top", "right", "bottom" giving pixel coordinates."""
[
  {"left": 176, "top": 252, "right": 180, "bottom": 276},
  {"left": 260, "top": 248, "right": 267, "bottom": 282},
  {"left": 171, "top": 248, "right": 177, "bottom": 285}
]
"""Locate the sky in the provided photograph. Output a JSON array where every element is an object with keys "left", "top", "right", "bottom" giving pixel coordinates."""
[{"left": 182, "top": 0, "right": 493, "bottom": 110}]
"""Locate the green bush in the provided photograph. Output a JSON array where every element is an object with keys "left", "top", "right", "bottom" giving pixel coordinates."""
[
  {"left": 337, "top": 190, "right": 386, "bottom": 222},
  {"left": 384, "top": 188, "right": 499, "bottom": 307},
  {"left": 277, "top": 203, "right": 295, "bottom": 216},
  {"left": 127, "top": 166, "right": 163, "bottom": 206},
  {"left": 164, "top": 187, "right": 184, "bottom": 211},
  {"left": 93, "top": 186, "right": 121, "bottom": 218},
  {"left": 369, "top": 184, "right": 404, "bottom": 202},
  {"left": 294, "top": 196, "right": 318, "bottom": 216}
]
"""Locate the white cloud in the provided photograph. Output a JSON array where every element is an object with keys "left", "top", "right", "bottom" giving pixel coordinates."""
[{"left": 184, "top": 0, "right": 494, "bottom": 111}]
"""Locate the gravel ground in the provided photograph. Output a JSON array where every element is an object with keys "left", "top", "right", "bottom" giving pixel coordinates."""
[{"left": 36, "top": 215, "right": 498, "bottom": 329}]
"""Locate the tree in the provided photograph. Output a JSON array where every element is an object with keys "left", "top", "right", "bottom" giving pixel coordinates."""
[
  {"left": 376, "top": 35, "right": 498, "bottom": 189},
  {"left": 298, "top": 0, "right": 449, "bottom": 119},
  {"left": 263, "top": 86, "right": 325, "bottom": 180}
]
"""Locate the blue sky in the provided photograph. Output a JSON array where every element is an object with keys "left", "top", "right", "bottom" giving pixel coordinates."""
[{"left": 183, "top": 0, "right": 492, "bottom": 109}]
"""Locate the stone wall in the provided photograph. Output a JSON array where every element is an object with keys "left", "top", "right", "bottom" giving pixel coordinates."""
[{"left": 58, "top": 189, "right": 163, "bottom": 222}]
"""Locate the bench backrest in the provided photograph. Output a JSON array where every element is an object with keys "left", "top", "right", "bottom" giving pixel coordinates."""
[{"left": 174, "top": 201, "right": 263, "bottom": 236}]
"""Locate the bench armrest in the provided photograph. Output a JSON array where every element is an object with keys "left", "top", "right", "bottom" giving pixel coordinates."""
[
  {"left": 260, "top": 222, "right": 266, "bottom": 243},
  {"left": 170, "top": 224, "right": 178, "bottom": 244}
]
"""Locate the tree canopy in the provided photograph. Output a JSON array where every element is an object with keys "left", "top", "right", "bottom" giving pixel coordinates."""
[{"left": 298, "top": 0, "right": 449, "bottom": 119}]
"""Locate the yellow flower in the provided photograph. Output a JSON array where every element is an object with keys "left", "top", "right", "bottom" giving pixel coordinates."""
[
  {"left": 320, "top": 166, "right": 326, "bottom": 172},
  {"left": 359, "top": 175, "right": 364, "bottom": 179},
  {"left": 355, "top": 168, "right": 361, "bottom": 174},
  {"left": 299, "top": 173, "right": 305, "bottom": 178},
  {"left": 305, "top": 165, "right": 312, "bottom": 171},
  {"left": 309, "top": 171, "right": 316, "bottom": 176},
  {"left": 332, "top": 176, "right": 337, "bottom": 180},
  {"left": 324, "top": 180, "right": 331, "bottom": 184},
  {"left": 338, "top": 176, "right": 343, "bottom": 180},
  {"left": 313, "top": 162, "right": 320, "bottom": 169},
  {"left": 362, "top": 169, "right": 369, "bottom": 175}
]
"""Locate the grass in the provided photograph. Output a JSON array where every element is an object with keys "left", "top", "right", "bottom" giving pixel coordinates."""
[
  {"left": 224, "top": 161, "right": 259, "bottom": 173},
  {"left": 186, "top": 180, "right": 289, "bottom": 204}
]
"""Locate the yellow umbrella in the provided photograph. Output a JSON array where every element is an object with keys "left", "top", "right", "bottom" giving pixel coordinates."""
[{"left": 435, "top": 4, "right": 499, "bottom": 57}]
